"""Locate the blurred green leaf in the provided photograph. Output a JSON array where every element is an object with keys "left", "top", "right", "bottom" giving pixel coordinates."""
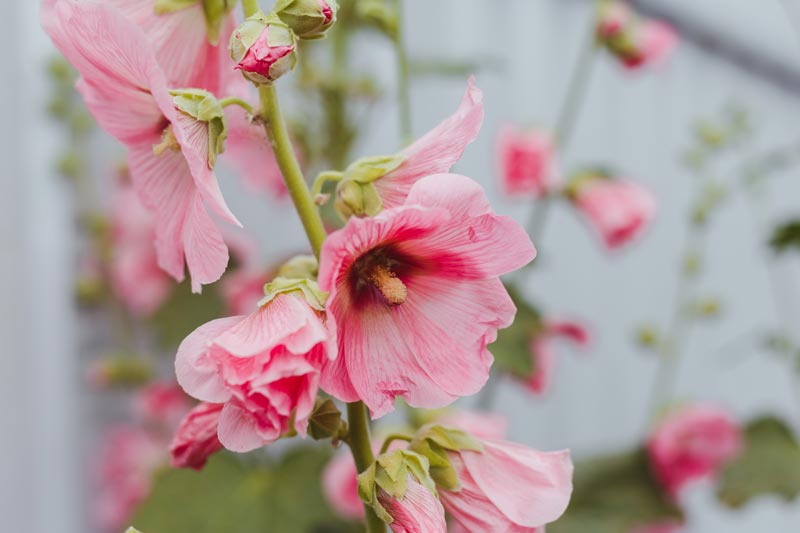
[
  {"left": 132, "top": 448, "right": 362, "bottom": 533},
  {"left": 717, "top": 416, "right": 800, "bottom": 508},
  {"left": 148, "top": 279, "right": 225, "bottom": 352},
  {"left": 549, "top": 450, "right": 682, "bottom": 533},
  {"left": 769, "top": 220, "right": 800, "bottom": 254},
  {"left": 489, "top": 284, "right": 542, "bottom": 378}
]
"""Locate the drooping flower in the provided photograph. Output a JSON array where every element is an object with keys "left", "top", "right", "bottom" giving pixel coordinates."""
[
  {"left": 43, "top": 0, "right": 241, "bottom": 292},
  {"left": 648, "top": 404, "right": 742, "bottom": 498},
  {"left": 567, "top": 173, "right": 656, "bottom": 249},
  {"left": 175, "top": 279, "right": 332, "bottom": 452},
  {"left": 410, "top": 425, "right": 573, "bottom": 533},
  {"left": 527, "top": 320, "right": 590, "bottom": 395},
  {"left": 496, "top": 125, "right": 557, "bottom": 198},
  {"left": 595, "top": 0, "right": 678, "bottom": 71},
  {"left": 319, "top": 173, "right": 535, "bottom": 417},
  {"left": 132, "top": 381, "right": 192, "bottom": 430},
  {"left": 170, "top": 402, "right": 225, "bottom": 470},
  {"left": 230, "top": 13, "right": 298, "bottom": 85},
  {"left": 332, "top": 78, "right": 483, "bottom": 218}
]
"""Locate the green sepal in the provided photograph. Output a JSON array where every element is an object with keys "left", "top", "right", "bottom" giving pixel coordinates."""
[
  {"left": 259, "top": 277, "right": 328, "bottom": 310},
  {"left": 409, "top": 424, "right": 483, "bottom": 491},
  {"left": 343, "top": 154, "right": 404, "bottom": 184},
  {"left": 307, "top": 398, "right": 344, "bottom": 440},
  {"left": 334, "top": 180, "right": 383, "bottom": 220},
  {"left": 276, "top": 254, "right": 319, "bottom": 280},
  {"left": 169, "top": 89, "right": 227, "bottom": 168},
  {"left": 273, "top": 0, "right": 338, "bottom": 40}
]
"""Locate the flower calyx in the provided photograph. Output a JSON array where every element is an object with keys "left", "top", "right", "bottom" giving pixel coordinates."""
[
  {"left": 409, "top": 424, "right": 482, "bottom": 491},
  {"left": 333, "top": 154, "right": 403, "bottom": 219},
  {"left": 170, "top": 89, "right": 228, "bottom": 168}
]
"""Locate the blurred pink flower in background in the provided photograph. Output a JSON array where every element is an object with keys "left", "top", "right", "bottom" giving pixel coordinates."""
[
  {"left": 648, "top": 404, "right": 742, "bottom": 498},
  {"left": 527, "top": 320, "right": 590, "bottom": 395},
  {"left": 323, "top": 447, "right": 368, "bottom": 520},
  {"left": 133, "top": 381, "right": 192, "bottom": 430},
  {"left": 624, "top": 21, "right": 679, "bottom": 70},
  {"left": 170, "top": 402, "right": 224, "bottom": 470},
  {"left": 596, "top": 1, "right": 633, "bottom": 39},
  {"left": 436, "top": 410, "right": 508, "bottom": 441},
  {"left": 496, "top": 125, "right": 557, "bottom": 198}
]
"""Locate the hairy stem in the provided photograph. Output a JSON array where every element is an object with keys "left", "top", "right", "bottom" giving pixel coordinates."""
[{"left": 347, "top": 401, "right": 385, "bottom": 533}]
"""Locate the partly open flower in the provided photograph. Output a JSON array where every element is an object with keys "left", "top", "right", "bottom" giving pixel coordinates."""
[
  {"left": 319, "top": 174, "right": 535, "bottom": 417},
  {"left": 43, "top": 0, "right": 241, "bottom": 292},
  {"left": 230, "top": 13, "right": 298, "bottom": 85},
  {"left": 648, "top": 404, "right": 742, "bottom": 498},
  {"left": 170, "top": 402, "right": 225, "bottom": 470},
  {"left": 527, "top": 320, "right": 590, "bottom": 395},
  {"left": 274, "top": 0, "right": 338, "bottom": 40},
  {"left": 496, "top": 125, "right": 557, "bottom": 198},
  {"left": 175, "top": 279, "right": 332, "bottom": 451}
]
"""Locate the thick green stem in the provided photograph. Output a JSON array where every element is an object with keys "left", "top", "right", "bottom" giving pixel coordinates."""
[
  {"left": 241, "top": 0, "right": 260, "bottom": 17},
  {"left": 393, "top": 0, "right": 412, "bottom": 144},
  {"left": 259, "top": 85, "right": 327, "bottom": 258},
  {"left": 347, "top": 401, "right": 385, "bottom": 533}
]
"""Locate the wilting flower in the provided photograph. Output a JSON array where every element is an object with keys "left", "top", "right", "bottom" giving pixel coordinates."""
[
  {"left": 230, "top": 13, "right": 298, "bottom": 85},
  {"left": 170, "top": 402, "right": 225, "bottom": 470},
  {"left": 109, "top": 182, "right": 172, "bottom": 316},
  {"left": 568, "top": 173, "right": 656, "bottom": 249},
  {"left": 175, "top": 281, "right": 332, "bottom": 451},
  {"left": 319, "top": 173, "right": 535, "bottom": 417},
  {"left": 648, "top": 405, "right": 742, "bottom": 498},
  {"left": 43, "top": 0, "right": 241, "bottom": 292},
  {"left": 496, "top": 125, "right": 557, "bottom": 198},
  {"left": 411, "top": 425, "right": 573, "bottom": 532},
  {"left": 332, "top": 78, "right": 483, "bottom": 218},
  {"left": 527, "top": 320, "right": 590, "bottom": 395},
  {"left": 274, "top": 0, "right": 338, "bottom": 40}
]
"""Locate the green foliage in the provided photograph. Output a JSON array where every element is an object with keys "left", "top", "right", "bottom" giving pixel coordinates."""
[
  {"left": 549, "top": 450, "right": 682, "bottom": 533},
  {"left": 148, "top": 280, "right": 226, "bottom": 351},
  {"left": 489, "top": 284, "right": 542, "bottom": 378},
  {"left": 131, "top": 447, "right": 361, "bottom": 533},
  {"left": 717, "top": 416, "right": 800, "bottom": 508},
  {"left": 769, "top": 220, "right": 800, "bottom": 254}
]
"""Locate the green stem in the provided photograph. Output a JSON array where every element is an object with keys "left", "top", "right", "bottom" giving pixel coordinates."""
[
  {"left": 258, "top": 85, "right": 327, "bottom": 258},
  {"left": 220, "top": 96, "right": 255, "bottom": 115},
  {"left": 347, "top": 401, "right": 385, "bottom": 533},
  {"left": 393, "top": 0, "right": 412, "bottom": 144},
  {"left": 379, "top": 433, "right": 413, "bottom": 455},
  {"left": 241, "top": 0, "right": 260, "bottom": 17}
]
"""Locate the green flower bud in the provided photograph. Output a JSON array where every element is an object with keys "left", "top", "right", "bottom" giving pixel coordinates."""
[{"left": 274, "top": 0, "right": 338, "bottom": 40}]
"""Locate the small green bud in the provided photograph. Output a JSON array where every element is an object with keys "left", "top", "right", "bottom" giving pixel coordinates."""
[
  {"left": 274, "top": 0, "right": 338, "bottom": 40},
  {"left": 693, "top": 297, "right": 721, "bottom": 318},
  {"left": 635, "top": 324, "right": 660, "bottom": 349}
]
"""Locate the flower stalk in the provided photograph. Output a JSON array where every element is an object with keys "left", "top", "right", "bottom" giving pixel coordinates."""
[
  {"left": 393, "top": 0, "right": 412, "bottom": 144},
  {"left": 346, "top": 401, "right": 386, "bottom": 532}
]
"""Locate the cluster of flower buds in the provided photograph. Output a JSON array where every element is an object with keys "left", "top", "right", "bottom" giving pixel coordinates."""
[
  {"left": 230, "top": 0, "right": 337, "bottom": 85},
  {"left": 595, "top": 0, "right": 678, "bottom": 70}
]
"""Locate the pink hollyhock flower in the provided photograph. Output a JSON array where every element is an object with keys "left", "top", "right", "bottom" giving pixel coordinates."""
[
  {"left": 437, "top": 410, "right": 508, "bottom": 441},
  {"left": 648, "top": 405, "right": 742, "bottom": 498},
  {"left": 319, "top": 173, "right": 535, "bottom": 417},
  {"left": 175, "top": 290, "right": 331, "bottom": 452},
  {"left": 630, "top": 520, "right": 684, "bottom": 533},
  {"left": 496, "top": 125, "right": 557, "bottom": 198},
  {"left": 133, "top": 381, "right": 192, "bottom": 430},
  {"left": 623, "top": 21, "right": 679, "bottom": 70},
  {"left": 94, "top": 425, "right": 165, "bottom": 531},
  {"left": 571, "top": 177, "right": 656, "bottom": 249},
  {"left": 378, "top": 476, "right": 448, "bottom": 533},
  {"left": 323, "top": 448, "right": 366, "bottom": 520},
  {"left": 230, "top": 15, "right": 298, "bottom": 85},
  {"left": 43, "top": 0, "right": 240, "bottom": 292},
  {"left": 527, "top": 320, "right": 590, "bottom": 395},
  {"left": 170, "top": 402, "right": 225, "bottom": 470},
  {"left": 109, "top": 183, "right": 171, "bottom": 316},
  {"left": 439, "top": 440, "right": 573, "bottom": 532}
]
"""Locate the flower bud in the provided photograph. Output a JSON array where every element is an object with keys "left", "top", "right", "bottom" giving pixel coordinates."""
[
  {"left": 334, "top": 179, "right": 382, "bottom": 220},
  {"left": 274, "top": 0, "right": 338, "bottom": 40},
  {"left": 230, "top": 13, "right": 298, "bottom": 86}
]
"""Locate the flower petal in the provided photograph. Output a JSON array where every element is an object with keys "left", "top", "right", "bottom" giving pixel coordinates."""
[
  {"left": 182, "top": 192, "right": 231, "bottom": 292},
  {"left": 217, "top": 402, "right": 267, "bottom": 453}
]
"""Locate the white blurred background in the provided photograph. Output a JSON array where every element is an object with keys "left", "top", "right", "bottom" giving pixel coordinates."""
[{"left": 4, "top": 0, "right": 800, "bottom": 531}]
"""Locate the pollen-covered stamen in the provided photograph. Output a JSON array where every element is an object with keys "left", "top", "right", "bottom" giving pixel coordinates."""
[
  {"left": 368, "top": 264, "right": 407, "bottom": 305},
  {"left": 152, "top": 124, "right": 180, "bottom": 156}
]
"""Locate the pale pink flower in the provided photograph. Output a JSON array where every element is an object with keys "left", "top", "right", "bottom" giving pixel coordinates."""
[
  {"left": 496, "top": 125, "right": 557, "bottom": 198},
  {"left": 132, "top": 381, "right": 192, "bottom": 430},
  {"left": 94, "top": 425, "right": 165, "bottom": 531},
  {"left": 371, "top": 78, "right": 484, "bottom": 209},
  {"left": 630, "top": 520, "right": 685, "bottom": 533},
  {"left": 43, "top": 0, "right": 240, "bottom": 292},
  {"left": 648, "top": 405, "right": 742, "bottom": 498},
  {"left": 378, "top": 475, "right": 448, "bottom": 533},
  {"left": 436, "top": 410, "right": 508, "bottom": 441},
  {"left": 623, "top": 21, "right": 679, "bottom": 70},
  {"left": 527, "top": 320, "right": 590, "bottom": 395},
  {"left": 572, "top": 178, "right": 656, "bottom": 249},
  {"left": 440, "top": 440, "right": 573, "bottom": 532},
  {"left": 322, "top": 448, "right": 366, "bottom": 520},
  {"left": 175, "top": 292, "right": 331, "bottom": 452},
  {"left": 109, "top": 183, "right": 171, "bottom": 316},
  {"left": 170, "top": 402, "right": 225, "bottom": 470},
  {"left": 319, "top": 173, "right": 535, "bottom": 417}
]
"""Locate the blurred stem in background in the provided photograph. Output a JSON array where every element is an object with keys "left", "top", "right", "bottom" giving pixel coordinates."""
[{"left": 392, "top": 0, "right": 412, "bottom": 144}]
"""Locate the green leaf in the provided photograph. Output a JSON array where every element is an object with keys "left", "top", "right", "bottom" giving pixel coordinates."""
[
  {"left": 717, "top": 416, "right": 800, "bottom": 508},
  {"left": 131, "top": 448, "right": 361, "bottom": 533},
  {"left": 148, "top": 279, "right": 226, "bottom": 351},
  {"left": 489, "top": 284, "right": 542, "bottom": 378},
  {"left": 770, "top": 220, "right": 800, "bottom": 254},
  {"left": 549, "top": 450, "right": 683, "bottom": 533}
]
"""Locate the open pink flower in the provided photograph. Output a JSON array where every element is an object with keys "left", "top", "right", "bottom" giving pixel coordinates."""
[
  {"left": 43, "top": 0, "right": 240, "bottom": 292},
  {"left": 170, "top": 402, "right": 225, "bottom": 470},
  {"left": 496, "top": 125, "right": 557, "bottom": 198},
  {"left": 648, "top": 405, "right": 742, "bottom": 498},
  {"left": 175, "top": 291, "right": 331, "bottom": 452},
  {"left": 319, "top": 173, "right": 535, "bottom": 417},
  {"left": 571, "top": 177, "right": 656, "bottom": 249},
  {"left": 133, "top": 381, "right": 192, "bottom": 430},
  {"left": 439, "top": 440, "right": 573, "bottom": 532},
  {"left": 109, "top": 183, "right": 171, "bottom": 316},
  {"left": 527, "top": 320, "right": 590, "bottom": 395}
]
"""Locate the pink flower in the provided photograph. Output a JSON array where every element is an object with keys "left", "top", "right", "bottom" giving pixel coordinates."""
[
  {"left": 94, "top": 425, "right": 165, "bottom": 531},
  {"left": 175, "top": 291, "right": 331, "bottom": 452},
  {"left": 322, "top": 449, "right": 366, "bottom": 520},
  {"left": 231, "top": 16, "right": 297, "bottom": 85},
  {"left": 496, "top": 125, "right": 557, "bottom": 198},
  {"left": 527, "top": 320, "right": 590, "bottom": 395},
  {"left": 439, "top": 440, "right": 573, "bottom": 532},
  {"left": 596, "top": 1, "right": 633, "bottom": 39},
  {"left": 132, "top": 381, "right": 192, "bottom": 430},
  {"left": 319, "top": 173, "right": 535, "bottom": 417},
  {"left": 571, "top": 177, "right": 656, "bottom": 249},
  {"left": 378, "top": 475, "right": 448, "bottom": 533},
  {"left": 630, "top": 520, "right": 684, "bottom": 533},
  {"left": 170, "top": 402, "right": 225, "bottom": 470},
  {"left": 436, "top": 410, "right": 508, "bottom": 441},
  {"left": 43, "top": 0, "right": 240, "bottom": 292},
  {"left": 648, "top": 405, "right": 742, "bottom": 498},
  {"left": 109, "top": 183, "right": 171, "bottom": 316},
  {"left": 623, "top": 21, "right": 679, "bottom": 70}
]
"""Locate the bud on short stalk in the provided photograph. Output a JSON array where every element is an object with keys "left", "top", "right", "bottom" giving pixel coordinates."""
[
  {"left": 230, "top": 13, "right": 298, "bottom": 86},
  {"left": 274, "top": 0, "right": 338, "bottom": 40}
]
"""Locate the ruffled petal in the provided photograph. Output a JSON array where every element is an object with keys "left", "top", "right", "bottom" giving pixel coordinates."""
[
  {"left": 217, "top": 402, "right": 266, "bottom": 453},
  {"left": 182, "top": 193, "right": 231, "bottom": 292},
  {"left": 378, "top": 477, "right": 448, "bottom": 533}
]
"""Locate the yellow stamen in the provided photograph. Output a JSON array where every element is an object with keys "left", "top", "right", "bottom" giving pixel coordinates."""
[
  {"left": 152, "top": 125, "right": 180, "bottom": 156},
  {"left": 369, "top": 264, "right": 407, "bottom": 305}
]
